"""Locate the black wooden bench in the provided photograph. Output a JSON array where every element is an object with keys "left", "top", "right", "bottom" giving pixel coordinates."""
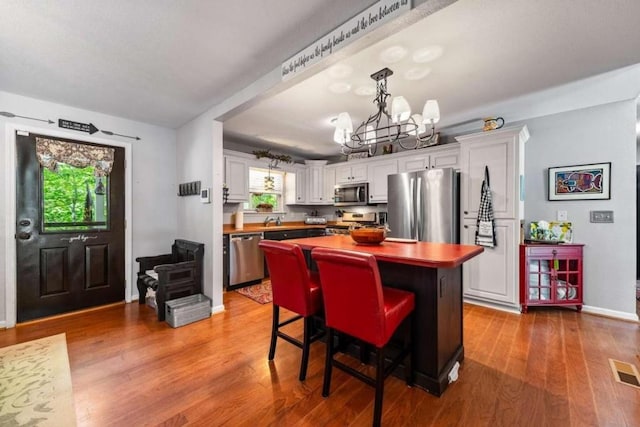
[{"left": 136, "top": 239, "right": 204, "bottom": 321}]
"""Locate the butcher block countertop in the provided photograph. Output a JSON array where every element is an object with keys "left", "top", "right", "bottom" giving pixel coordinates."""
[
  {"left": 223, "top": 221, "right": 329, "bottom": 235},
  {"left": 285, "top": 234, "right": 484, "bottom": 269}
]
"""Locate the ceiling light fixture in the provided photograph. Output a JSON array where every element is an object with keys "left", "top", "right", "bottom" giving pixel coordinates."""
[
  {"left": 264, "top": 160, "right": 277, "bottom": 191},
  {"left": 333, "top": 67, "right": 440, "bottom": 155}
]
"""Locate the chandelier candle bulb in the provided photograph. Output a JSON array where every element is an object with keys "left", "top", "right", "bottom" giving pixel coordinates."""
[
  {"left": 391, "top": 96, "right": 411, "bottom": 123},
  {"left": 422, "top": 100, "right": 440, "bottom": 124}
]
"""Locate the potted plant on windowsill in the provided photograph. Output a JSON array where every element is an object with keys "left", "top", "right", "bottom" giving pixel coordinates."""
[{"left": 256, "top": 203, "right": 273, "bottom": 213}]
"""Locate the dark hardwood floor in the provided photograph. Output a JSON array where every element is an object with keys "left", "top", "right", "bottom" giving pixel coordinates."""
[{"left": 1, "top": 292, "right": 638, "bottom": 426}]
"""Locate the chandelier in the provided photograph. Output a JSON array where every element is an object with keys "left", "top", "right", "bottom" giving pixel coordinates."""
[{"left": 333, "top": 67, "right": 440, "bottom": 155}]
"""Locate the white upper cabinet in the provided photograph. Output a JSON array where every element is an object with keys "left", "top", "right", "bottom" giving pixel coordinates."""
[
  {"left": 335, "top": 163, "right": 368, "bottom": 184},
  {"left": 285, "top": 165, "right": 307, "bottom": 205},
  {"left": 397, "top": 143, "right": 460, "bottom": 173},
  {"left": 398, "top": 153, "right": 430, "bottom": 172},
  {"left": 457, "top": 126, "right": 528, "bottom": 220},
  {"left": 367, "top": 158, "right": 398, "bottom": 203},
  {"left": 430, "top": 147, "right": 459, "bottom": 170},
  {"left": 224, "top": 155, "right": 249, "bottom": 202},
  {"left": 324, "top": 165, "right": 336, "bottom": 204},
  {"left": 305, "top": 160, "right": 328, "bottom": 204}
]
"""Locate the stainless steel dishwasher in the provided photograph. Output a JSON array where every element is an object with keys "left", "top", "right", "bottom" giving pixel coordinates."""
[{"left": 229, "top": 232, "right": 264, "bottom": 287}]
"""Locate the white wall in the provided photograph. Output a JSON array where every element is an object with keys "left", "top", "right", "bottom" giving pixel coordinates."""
[
  {"left": 521, "top": 100, "right": 637, "bottom": 317},
  {"left": 0, "top": 90, "right": 177, "bottom": 325},
  {"left": 436, "top": 65, "right": 640, "bottom": 319},
  {"left": 175, "top": 115, "right": 224, "bottom": 312}
]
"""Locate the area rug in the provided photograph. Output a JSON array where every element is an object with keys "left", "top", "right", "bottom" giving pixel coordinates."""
[
  {"left": 0, "top": 333, "right": 77, "bottom": 426},
  {"left": 235, "top": 281, "right": 272, "bottom": 304}
]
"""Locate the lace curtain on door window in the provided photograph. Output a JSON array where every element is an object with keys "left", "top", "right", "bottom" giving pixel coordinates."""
[{"left": 35, "top": 137, "right": 115, "bottom": 176}]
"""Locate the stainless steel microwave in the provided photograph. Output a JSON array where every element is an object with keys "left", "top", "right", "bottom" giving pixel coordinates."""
[{"left": 334, "top": 182, "right": 369, "bottom": 206}]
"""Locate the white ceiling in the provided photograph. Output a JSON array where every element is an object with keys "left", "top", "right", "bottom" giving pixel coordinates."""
[
  {"left": 2, "top": 1, "right": 640, "bottom": 159},
  {"left": 0, "top": 0, "right": 376, "bottom": 127}
]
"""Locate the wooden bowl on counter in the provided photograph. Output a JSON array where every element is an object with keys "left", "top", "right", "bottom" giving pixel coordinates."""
[{"left": 349, "top": 227, "right": 386, "bottom": 245}]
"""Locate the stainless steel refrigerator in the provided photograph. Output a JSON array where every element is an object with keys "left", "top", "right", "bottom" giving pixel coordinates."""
[{"left": 387, "top": 168, "right": 459, "bottom": 243}]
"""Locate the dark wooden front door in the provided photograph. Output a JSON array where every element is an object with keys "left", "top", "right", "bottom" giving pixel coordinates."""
[{"left": 15, "top": 132, "right": 125, "bottom": 322}]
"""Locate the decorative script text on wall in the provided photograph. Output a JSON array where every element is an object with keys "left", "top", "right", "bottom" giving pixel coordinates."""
[{"left": 281, "top": 0, "right": 410, "bottom": 81}]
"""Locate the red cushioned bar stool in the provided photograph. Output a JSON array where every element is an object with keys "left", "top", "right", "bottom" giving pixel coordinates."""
[
  {"left": 259, "top": 240, "right": 324, "bottom": 381},
  {"left": 311, "top": 247, "right": 414, "bottom": 427}
]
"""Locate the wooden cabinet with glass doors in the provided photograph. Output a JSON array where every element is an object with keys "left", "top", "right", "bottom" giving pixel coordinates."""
[{"left": 519, "top": 243, "right": 584, "bottom": 313}]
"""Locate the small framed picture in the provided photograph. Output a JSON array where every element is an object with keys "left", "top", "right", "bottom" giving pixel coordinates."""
[{"left": 548, "top": 162, "right": 611, "bottom": 200}]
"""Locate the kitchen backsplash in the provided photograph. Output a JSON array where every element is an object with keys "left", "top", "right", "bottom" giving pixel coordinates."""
[{"left": 223, "top": 202, "right": 386, "bottom": 225}]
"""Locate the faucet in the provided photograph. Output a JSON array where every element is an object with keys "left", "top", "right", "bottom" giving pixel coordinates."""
[
  {"left": 275, "top": 216, "right": 282, "bottom": 226},
  {"left": 263, "top": 216, "right": 275, "bottom": 226}
]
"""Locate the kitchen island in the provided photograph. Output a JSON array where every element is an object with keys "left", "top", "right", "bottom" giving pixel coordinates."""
[{"left": 284, "top": 234, "right": 484, "bottom": 396}]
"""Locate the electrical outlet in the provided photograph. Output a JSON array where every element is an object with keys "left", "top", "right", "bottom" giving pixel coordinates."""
[
  {"left": 590, "top": 210, "right": 614, "bottom": 223},
  {"left": 557, "top": 210, "right": 568, "bottom": 221}
]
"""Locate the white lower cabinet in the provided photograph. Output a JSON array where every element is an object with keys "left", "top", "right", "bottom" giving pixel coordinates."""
[{"left": 462, "top": 218, "right": 519, "bottom": 307}]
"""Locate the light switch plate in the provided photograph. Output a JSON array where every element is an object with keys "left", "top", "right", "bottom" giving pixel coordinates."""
[
  {"left": 557, "top": 210, "right": 568, "bottom": 221},
  {"left": 590, "top": 210, "right": 613, "bottom": 223}
]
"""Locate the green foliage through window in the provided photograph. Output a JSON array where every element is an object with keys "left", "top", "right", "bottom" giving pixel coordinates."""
[
  {"left": 243, "top": 167, "right": 283, "bottom": 211},
  {"left": 42, "top": 163, "right": 108, "bottom": 232},
  {"left": 250, "top": 193, "right": 278, "bottom": 208}
]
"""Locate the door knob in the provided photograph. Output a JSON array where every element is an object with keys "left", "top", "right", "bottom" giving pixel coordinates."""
[
  {"left": 19, "top": 219, "right": 31, "bottom": 226},
  {"left": 17, "top": 231, "right": 31, "bottom": 240}
]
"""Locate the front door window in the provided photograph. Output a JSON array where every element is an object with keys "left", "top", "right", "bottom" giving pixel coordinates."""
[{"left": 42, "top": 163, "right": 109, "bottom": 232}]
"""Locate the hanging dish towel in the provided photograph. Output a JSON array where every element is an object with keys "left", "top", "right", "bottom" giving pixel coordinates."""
[{"left": 475, "top": 166, "right": 497, "bottom": 248}]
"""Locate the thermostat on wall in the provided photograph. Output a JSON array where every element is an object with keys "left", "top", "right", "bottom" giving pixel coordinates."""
[{"left": 200, "top": 188, "right": 211, "bottom": 204}]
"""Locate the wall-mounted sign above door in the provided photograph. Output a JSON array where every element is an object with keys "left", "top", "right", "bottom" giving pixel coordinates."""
[{"left": 58, "top": 119, "right": 98, "bottom": 134}]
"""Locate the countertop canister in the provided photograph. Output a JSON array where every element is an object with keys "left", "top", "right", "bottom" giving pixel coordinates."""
[{"left": 234, "top": 211, "right": 244, "bottom": 229}]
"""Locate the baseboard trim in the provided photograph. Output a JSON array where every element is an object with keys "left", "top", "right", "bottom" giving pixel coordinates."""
[
  {"left": 211, "top": 304, "right": 225, "bottom": 315},
  {"left": 463, "top": 297, "right": 521, "bottom": 314},
  {"left": 464, "top": 298, "right": 639, "bottom": 323},
  {"left": 581, "top": 305, "right": 639, "bottom": 322}
]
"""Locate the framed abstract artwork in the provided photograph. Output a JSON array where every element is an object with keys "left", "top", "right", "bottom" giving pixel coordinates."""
[{"left": 548, "top": 162, "right": 611, "bottom": 200}]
